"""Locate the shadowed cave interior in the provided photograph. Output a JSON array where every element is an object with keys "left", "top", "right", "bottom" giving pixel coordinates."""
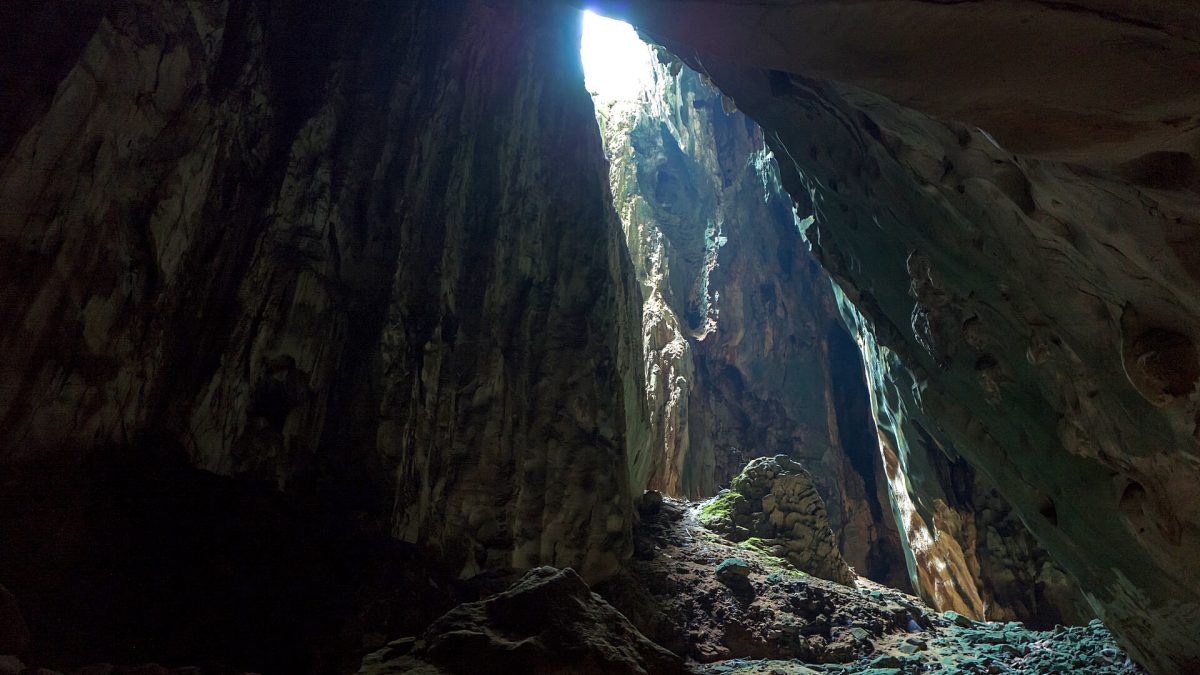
[{"left": 1, "top": 1, "right": 1199, "bottom": 674}]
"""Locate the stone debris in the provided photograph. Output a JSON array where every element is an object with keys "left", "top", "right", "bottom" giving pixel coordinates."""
[
  {"left": 716, "top": 558, "right": 755, "bottom": 597},
  {"left": 639, "top": 489, "right": 666, "bottom": 517}
]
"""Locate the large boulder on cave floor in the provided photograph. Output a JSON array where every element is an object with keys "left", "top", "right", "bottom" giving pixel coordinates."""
[
  {"left": 701, "top": 456, "right": 857, "bottom": 586},
  {"left": 358, "top": 567, "right": 684, "bottom": 675}
]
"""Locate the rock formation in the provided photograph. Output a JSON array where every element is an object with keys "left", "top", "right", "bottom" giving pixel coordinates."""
[
  {"left": 700, "top": 456, "right": 857, "bottom": 585},
  {"left": 596, "top": 3, "right": 1200, "bottom": 670},
  {"left": 597, "top": 31, "right": 1084, "bottom": 623},
  {"left": 589, "top": 1, "right": 1200, "bottom": 169},
  {"left": 0, "top": 0, "right": 644, "bottom": 578},
  {"left": 358, "top": 567, "right": 684, "bottom": 675},
  {"left": 604, "top": 493, "right": 1140, "bottom": 672},
  {"left": 840, "top": 317, "right": 1092, "bottom": 627}
]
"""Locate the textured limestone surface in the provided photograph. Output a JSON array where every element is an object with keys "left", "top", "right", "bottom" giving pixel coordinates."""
[
  {"left": 4, "top": 0, "right": 1198, "bottom": 672},
  {"left": 699, "top": 456, "right": 856, "bottom": 585},
  {"left": 584, "top": 2, "right": 1200, "bottom": 670},
  {"left": 0, "top": 0, "right": 643, "bottom": 664},
  {"left": 594, "top": 29, "right": 1200, "bottom": 673},
  {"left": 842, "top": 291, "right": 1092, "bottom": 628},
  {"left": 0, "top": 0, "right": 643, "bottom": 579},
  {"left": 694, "top": 619, "right": 1144, "bottom": 675},
  {"left": 357, "top": 566, "right": 685, "bottom": 675},
  {"left": 598, "top": 48, "right": 907, "bottom": 588}
]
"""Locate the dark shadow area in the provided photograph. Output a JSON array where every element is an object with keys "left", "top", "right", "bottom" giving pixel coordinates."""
[
  {"left": 0, "top": 447, "right": 462, "bottom": 674},
  {"left": 827, "top": 324, "right": 880, "bottom": 520}
]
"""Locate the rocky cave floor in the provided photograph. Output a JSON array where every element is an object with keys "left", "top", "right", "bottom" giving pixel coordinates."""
[
  {"left": 0, "top": 494, "right": 1145, "bottom": 675},
  {"left": 598, "top": 496, "right": 1144, "bottom": 674},
  {"left": 359, "top": 493, "right": 1144, "bottom": 675}
]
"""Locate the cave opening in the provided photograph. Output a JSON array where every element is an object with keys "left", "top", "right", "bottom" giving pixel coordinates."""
[
  {"left": 580, "top": 10, "right": 654, "bottom": 104},
  {"left": 578, "top": 8, "right": 910, "bottom": 592}
]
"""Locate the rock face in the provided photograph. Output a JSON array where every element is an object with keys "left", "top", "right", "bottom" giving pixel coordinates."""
[
  {"left": 598, "top": 48, "right": 907, "bottom": 588},
  {"left": 591, "top": 1, "right": 1200, "bottom": 169},
  {"left": 598, "top": 9, "right": 1200, "bottom": 671},
  {"left": 840, "top": 305, "right": 1092, "bottom": 627},
  {"left": 358, "top": 567, "right": 684, "bottom": 675},
  {"left": 700, "top": 456, "right": 856, "bottom": 585},
  {"left": 0, "top": 0, "right": 643, "bottom": 665},
  {"left": 5, "top": 0, "right": 1198, "bottom": 672}
]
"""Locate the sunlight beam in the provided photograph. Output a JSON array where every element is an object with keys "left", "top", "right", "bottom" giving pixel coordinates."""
[{"left": 580, "top": 10, "right": 655, "bottom": 103}]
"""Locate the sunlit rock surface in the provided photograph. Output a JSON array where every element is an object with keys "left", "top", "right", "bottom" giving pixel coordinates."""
[
  {"left": 3, "top": 0, "right": 1198, "bottom": 671},
  {"left": 597, "top": 49, "right": 907, "bottom": 588},
  {"left": 841, "top": 290, "right": 1093, "bottom": 628},
  {"left": 600, "top": 12, "right": 1200, "bottom": 669},
  {"left": 605, "top": 495, "right": 1142, "bottom": 673}
]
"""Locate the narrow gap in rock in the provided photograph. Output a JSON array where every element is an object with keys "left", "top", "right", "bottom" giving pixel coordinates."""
[{"left": 580, "top": 5, "right": 904, "bottom": 588}]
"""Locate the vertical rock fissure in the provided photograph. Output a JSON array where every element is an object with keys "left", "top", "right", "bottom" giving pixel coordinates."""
[{"left": 585, "top": 25, "right": 908, "bottom": 588}]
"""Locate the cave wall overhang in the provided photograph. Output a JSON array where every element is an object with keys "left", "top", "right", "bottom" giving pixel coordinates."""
[{"left": 587, "top": 0, "right": 1200, "bottom": 170}]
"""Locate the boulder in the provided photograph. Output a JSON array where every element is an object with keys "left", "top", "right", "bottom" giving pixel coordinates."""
[
  {"left": 358, "top": 567, "right": 684, "bottom": 675},
  {"left": 715, "top": 558, "right": 754, "bottom": 597},
  {"left": 701, "top": 456, "right": 857, "bottom": 585}
]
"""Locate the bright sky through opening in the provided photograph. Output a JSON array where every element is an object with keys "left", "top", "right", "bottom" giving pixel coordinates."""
[{"left": 580, "top": 10, "right": 655, "bottom": 102}]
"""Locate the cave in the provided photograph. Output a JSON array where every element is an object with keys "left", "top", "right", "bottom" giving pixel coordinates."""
[{"left": 1, "top": 1, "right": 1198, "bottom": 674}]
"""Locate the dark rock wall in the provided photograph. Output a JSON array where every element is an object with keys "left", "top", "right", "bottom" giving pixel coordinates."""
[
  {"left": 359, "top": 567, "right": 685, "bottom": 675},
  {"left": 0, "top": 0, "right": 642, "bottom": 666},
  {"left": 598, "top": 56, "right": 908, "bottom": 587}
]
